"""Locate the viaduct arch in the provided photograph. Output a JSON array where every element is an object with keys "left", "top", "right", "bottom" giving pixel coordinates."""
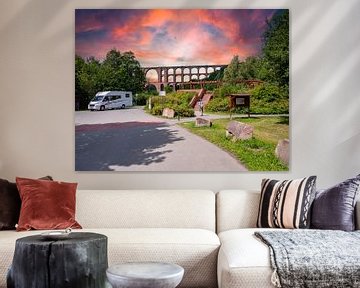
[{"left": 142, "top": 64, "right": 227, "bottom": 91}]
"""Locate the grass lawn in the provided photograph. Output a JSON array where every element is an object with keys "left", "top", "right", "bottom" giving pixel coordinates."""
[{"left": 180, "top": 116, "right": 289, "bottom": 171}]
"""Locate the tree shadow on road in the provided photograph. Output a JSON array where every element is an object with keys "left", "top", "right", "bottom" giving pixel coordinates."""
[{"left": 75, "top": 121, "right": 185, "bottom": 171}]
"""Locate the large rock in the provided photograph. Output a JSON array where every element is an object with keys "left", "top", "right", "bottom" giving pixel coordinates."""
[
  {"left": 195, "top": 117, "right": 212, "bottom": 127},
  {"left": 162, "top": 108, "right": 175, "bottom": 118},
  {"left": 275, "top": 139, "right": 290, "bottom": 165},
  {"left": 226, "top": 121, "right": 253, "bottom": 140}
]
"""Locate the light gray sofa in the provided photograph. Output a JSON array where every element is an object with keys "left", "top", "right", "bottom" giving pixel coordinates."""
[
  {"left": 216, "top": 190, "right": 360, "bottom": 288},
  {"left": 1, "top": 189, "right": 359, "bottom": 288},
  {"left": 0, "top": 190, "right": 220, "bottom": 288}
]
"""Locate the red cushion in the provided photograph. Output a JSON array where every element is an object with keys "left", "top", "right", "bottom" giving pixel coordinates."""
[{"left": 16, "top": 177, "right": 82, "bottom": 231}]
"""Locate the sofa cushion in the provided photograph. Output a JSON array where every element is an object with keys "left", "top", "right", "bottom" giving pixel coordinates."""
[
  {"left": 0, "top": 179, "right": 20, "bottom": 230},
  {"left": 257, "top": 176, "right": 317, "bottom": 229},
  {"left": 216, "top": 190, "right": 260, "bottom": 233},
  {"left": 16, "top": 177, "right": 82, "bottom": 231},
  {"left": 0, "top": 176, "right": 53, "bottom": 230},
  {"left": 76, "top": 190, "right": 216, "bottom": 231},
  {"left": 0, "top": 228, "right": 220, "bottom": 288},
  {"left": 104, "top": 228, "right": 219, "bottom": 288},
  {"left": 218, "top": 228, "right": 278, "bottom": 288},
  {"left": 311, "top": 174, "right": 360, "bottom": 231}
]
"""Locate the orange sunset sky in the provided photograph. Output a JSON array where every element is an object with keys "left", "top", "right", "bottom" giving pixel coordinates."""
[{"left": 75, "top": 9, "right": 279, "bottom": 67}]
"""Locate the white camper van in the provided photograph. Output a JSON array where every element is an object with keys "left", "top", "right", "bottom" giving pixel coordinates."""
[{"left": 88, "top": 91, "right": 133, "bottom": 111}]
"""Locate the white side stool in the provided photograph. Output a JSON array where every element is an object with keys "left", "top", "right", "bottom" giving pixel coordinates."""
[{"left": 106, "top": 262, "right": 184, "bottom": 288}]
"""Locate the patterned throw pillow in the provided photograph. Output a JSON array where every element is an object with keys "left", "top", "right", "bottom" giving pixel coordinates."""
[{"left": 257, "top": 176, "right": 317, "bottom": 229}]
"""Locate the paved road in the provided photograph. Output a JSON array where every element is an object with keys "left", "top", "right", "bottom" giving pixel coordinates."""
[{"left": 75, "top": 107, "right": 247, "bottom": 171}]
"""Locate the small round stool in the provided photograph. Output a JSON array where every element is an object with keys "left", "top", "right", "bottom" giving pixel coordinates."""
[{"left": 106, "top": 262, "right": 184, "bottom": 288}]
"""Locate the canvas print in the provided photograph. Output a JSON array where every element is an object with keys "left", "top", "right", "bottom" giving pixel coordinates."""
[{"left": 75, "top": 9, "right": 289, "bottom": 171}]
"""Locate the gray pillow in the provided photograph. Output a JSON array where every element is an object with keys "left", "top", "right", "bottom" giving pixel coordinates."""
[
  {"left": 311, "top": 174, "right": 360, "bottom": 231},
  {"left": 0, "top": 179, "right": 20, "bottom": 230}
]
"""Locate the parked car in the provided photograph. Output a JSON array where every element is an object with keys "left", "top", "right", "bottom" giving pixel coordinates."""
[{"left": 88, "top": 91, "right": 133, "bottom": 111}]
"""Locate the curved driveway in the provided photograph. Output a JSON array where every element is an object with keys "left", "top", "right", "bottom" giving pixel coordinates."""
[{"left": 75, "top": 107, "right": 247, "bottom": 171}]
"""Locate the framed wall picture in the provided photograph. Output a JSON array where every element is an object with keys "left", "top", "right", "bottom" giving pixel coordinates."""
[{"left": 75, "top": 9, "right": 289, "bottom": 172}]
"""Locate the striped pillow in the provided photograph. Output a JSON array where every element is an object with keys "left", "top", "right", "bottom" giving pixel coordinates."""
[{"left": 257, "top": 176, "right": 317, "bottom": 229}]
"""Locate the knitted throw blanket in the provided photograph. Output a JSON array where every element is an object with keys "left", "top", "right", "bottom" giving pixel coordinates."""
[{"left": 255, "top": 230, "right": 360, "bottom": 288}]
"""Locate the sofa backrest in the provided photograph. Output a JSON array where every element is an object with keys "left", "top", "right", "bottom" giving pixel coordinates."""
[
  {"left": 216, "top": 190, "right": 260, "bottom": 233},
  {"left": 217, "top": 190, "right": 360, "bottom": 233},
  {"left": 76, "top": 190, "right": 216, "bottom": 231}
]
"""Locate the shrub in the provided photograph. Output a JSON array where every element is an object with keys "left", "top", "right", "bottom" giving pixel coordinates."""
[
  {"left": 164, "top": 85, "right": 173, "bottom": 94},
  {"left": 246, "top": 83, "right": 289, "bottom": 114},
  {"left": 206, "top": 97, "right": 229, "bottom": 112},
  {"left": 206, "top": 83, "right": 289, "bottom": 114},
  {"left": 174, "top": 105, "right": 195, "bottom": 117},
  {"left": 213, "top": 84, "right": 250, "bottom": 99},
  {"left": 175, "top": 91, "right": 196, "bottom": 104},
  {"left": 249, "top": 98, "right": 289, "bottom": 114},
  {"left": 251, "top": 83, "right": 287, "bottom": 102},
  {"left": 150, "top": 96, "right": 167, "bottom": 106},
  {"left": 207, "top": 84, "right": 252, "bottom": 112},
  {"left": 150, "top": 105, "right": 165, "bottom": 115},
  {"left": 148, "top": 91, "right": 196, "bottom": 117},
  {"left": 133, "top": 93, "right": 150, "bottom": 106}
]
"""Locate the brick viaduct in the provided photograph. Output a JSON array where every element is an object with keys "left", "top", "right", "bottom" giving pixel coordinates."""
[{"left": 141, "top": 64, "right": 227, "bottom": 91}]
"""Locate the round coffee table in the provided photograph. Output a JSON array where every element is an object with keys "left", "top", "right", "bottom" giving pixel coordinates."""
[{"left": 106, "top": 262, "right": 184, "bottom": 288}]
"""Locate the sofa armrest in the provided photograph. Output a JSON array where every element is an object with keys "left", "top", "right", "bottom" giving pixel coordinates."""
[{"left": 356, "top": 200, "right": 360, "bottom": 230}]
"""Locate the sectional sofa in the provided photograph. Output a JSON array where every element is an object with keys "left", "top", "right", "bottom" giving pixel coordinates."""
[{"left": 0, "top": 189, "right": 359, "bottom": 288}]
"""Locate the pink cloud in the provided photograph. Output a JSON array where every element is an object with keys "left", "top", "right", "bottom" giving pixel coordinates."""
[{"left": 76, "top": 9, "right": 277, "bottom": 65}]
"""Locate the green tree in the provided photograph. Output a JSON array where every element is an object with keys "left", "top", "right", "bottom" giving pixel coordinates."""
[
  {"left": 75, "top": 55, "right": 101, "bottom": 109},
  {"left": 75, "top": 49, "right": 146, "bottom": 109},
  {"left": 238, "top": 56, "right": 265, "bottom": 80},
  {"left": 223, "top": 55, "right": 242, "bottom": 84},
  {"left": 223, "top": 55, "right": 267, "bottom": 84},
  {"left": 207, "top": 67, "right": 225, "bottom": 81},
  {"left": 262, "top": 10, "right": 289, "bottom": 87},
  {"left": 102, "top": 49, "right": 146, "bottom": 93},
  {"left": 75, "top": 55, "right": 85, "bottom": 98}
]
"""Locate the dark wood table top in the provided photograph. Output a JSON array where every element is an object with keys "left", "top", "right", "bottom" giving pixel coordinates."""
[{"left": 16, "top": 232, "right": 107, "bottom": 244}]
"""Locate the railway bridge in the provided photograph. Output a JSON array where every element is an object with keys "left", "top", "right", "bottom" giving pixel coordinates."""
[{"left": 141, "top": 64, "right": 227, "bottom": 91}]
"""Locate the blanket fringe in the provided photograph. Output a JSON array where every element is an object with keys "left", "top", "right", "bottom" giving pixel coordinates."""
[{"left": 271, "top": 269, "right": 281, "bottom": 287}]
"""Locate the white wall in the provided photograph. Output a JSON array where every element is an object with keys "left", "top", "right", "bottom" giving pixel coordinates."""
[{"left": 0, "top": 0, "right": 359, "bottom": 191}]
